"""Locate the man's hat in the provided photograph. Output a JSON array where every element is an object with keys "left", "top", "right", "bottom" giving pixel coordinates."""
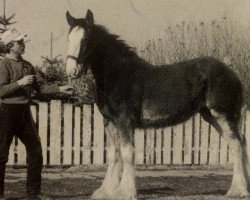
[{"left": 0, "top": 28, "right": 27, "bottom": 45}]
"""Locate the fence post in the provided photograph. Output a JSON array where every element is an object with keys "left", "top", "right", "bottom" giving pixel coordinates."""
[
  {"left": 134, "top": 129, "right": 145, "bottom": 165},
  {"left": 50, "top": 100, "right": 61, "bottom": 165},
  {"left": 172, "top": 124, "right": 183, "bottom": 164},
  {"left": 193, "top": 114, "right": 200, "bottom": 164},
  {"left": 39, "top": 102, "right": 48, "bottom": 165},
  {"left": 82, "top": 104, "right": 92, "bottom": 165},
  {"left": 155, "top": 129, "right": 162, "bottom": 164},
  {"left": 184, "top": 118, "right": 193, "bottom": 164},
  {"left": 93, "top": 104, "right": 104, "bottom": 165},
  {"left": 209, "top": 126, "right": 220, "bottom": 165},
  {"left": 200, "top": 117, "right": 209, "bottom": 165},
  {"left": 74, "top": 107, "right": 81, "bottom": 165},
  {"left": 63, "top": 103, "right": 73, "bottom": 165},
  {"left": 163, "top": 127, "right": 172, "bottom": 164},
  {"left": 146, "top": 128, "right": 155, "bottom": 165}
]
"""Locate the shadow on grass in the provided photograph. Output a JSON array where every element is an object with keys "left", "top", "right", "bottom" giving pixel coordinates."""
[
  {"left": 201, "top": 189, "right": 227, "bottom": 195},
  {"left": 138, "top": 186, "right": 175, "bottom": 195}
]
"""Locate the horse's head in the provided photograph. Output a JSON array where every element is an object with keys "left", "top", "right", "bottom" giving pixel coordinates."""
[{"left": 65, "top": 9, "right": 94, "bottom": 78}]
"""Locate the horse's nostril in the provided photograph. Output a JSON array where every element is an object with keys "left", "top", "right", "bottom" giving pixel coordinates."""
[{"left": 74, "top": 68, "right": 78, "bottom": 76}]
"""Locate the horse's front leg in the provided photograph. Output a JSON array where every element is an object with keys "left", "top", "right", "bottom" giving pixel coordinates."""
[
  {"left": 91, "top": 119, "right": 122, "bottom": 199},
  {"left": 111, "top": 116, "right": 137, "bottom": 200}
]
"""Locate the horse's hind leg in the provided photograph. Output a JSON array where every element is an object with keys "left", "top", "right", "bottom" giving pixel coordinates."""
[
  {"left": 91, "top": 119, "right": 122, "bottom": 199},
  {"left": 200, "top": 107, "right": 249, "bottom": 197}
]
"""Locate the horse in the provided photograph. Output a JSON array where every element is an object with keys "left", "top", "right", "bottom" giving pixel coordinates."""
[{"left": 65, "top": 9, "right": 249, "bottom": 200}]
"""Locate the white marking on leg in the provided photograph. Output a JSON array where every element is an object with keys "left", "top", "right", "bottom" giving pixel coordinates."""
[
  {"left": 91, "top": 122, "right": 121, "bottom": 199},
  {"left": 212, "top": 113, "right": 249, "bottom": 197},
  {"left": 117, "top": 143, "right": 137, "bottom": 200},
  {"left": 227, "top": 138, "right": 249, "bottom": 197}
]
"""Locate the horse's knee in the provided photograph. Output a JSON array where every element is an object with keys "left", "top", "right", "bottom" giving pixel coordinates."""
[
  {"left": 107, "top": 146, "right": 120, "bottom": 164},
  {"left": 120, "top": 144, "right": 134, "bottom": 164}
]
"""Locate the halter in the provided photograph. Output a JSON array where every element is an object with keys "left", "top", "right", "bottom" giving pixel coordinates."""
[
  {"left": 66, "top": 54, "right": 89, "bottom": 75},
  {"left": 67, "top": 55, "right": 81, "bottom": 63}
]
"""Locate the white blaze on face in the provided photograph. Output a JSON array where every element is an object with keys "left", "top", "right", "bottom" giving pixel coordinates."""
[{"left": 66, "top": 26, "right": 85, "bottom": 77}]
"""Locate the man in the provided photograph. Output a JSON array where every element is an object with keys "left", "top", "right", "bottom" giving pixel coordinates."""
[{"left": 0, "top": 28, "right": 73, "bottom": 200}]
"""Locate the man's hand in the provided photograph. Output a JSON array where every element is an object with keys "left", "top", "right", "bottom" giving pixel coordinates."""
[
  {"left": 59, "top": 85, "right": 74, "bottom": 95},
  {"left": 17, "top": 75, "right": 34, "bottom": 87}
]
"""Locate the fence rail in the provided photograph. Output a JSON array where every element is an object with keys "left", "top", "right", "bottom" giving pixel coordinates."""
[{"left": 7, "top": 100, "right": 250, "bottom": 166}]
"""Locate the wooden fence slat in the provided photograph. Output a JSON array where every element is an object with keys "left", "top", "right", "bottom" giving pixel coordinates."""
[
  {"left": 146, "top": 128, "right": 155, "bottom": 165},
  {"left": 134, "top": 129, "right": 145, "bottom": 165},
  {"left": 184, "top": 118, "right": 193, "bottom": 164},
  {"left": 63, "top": 104, "right": 73, "bottom": 165},
  {"left": 93, "top": 104, "right": 104, "bottom": 165},
  {"left": 50, "top": 100, "right": 61, "bottom": 165},
  {"left": 38, "top": 102, "right": 48, "bottom": 165},
  {"left": 163, "top": 127, "right": 171, "bottom": 164},
  {"left": 172, "top": 124, "right": 183, "bottom": 164},
  {"left": 12, "top": 102, "right": 249, "bottom": 166},
  {"left": 209, "top": 126, "right": 220, "bottom": 165},
  {"left": 74, "top": 107, "right": 81, "bottom": 165},
  {"left": 82, "top": 105, "right": 92, "bottom": 165},
  {"left": 193, "top": 115, "right": 200, "bottom": 164},
  {"left": 200, "top": 118, "right": 209, "bottom": 164},
  {"left": 155, "top": 129, "right": 162, "bottom": 164}
]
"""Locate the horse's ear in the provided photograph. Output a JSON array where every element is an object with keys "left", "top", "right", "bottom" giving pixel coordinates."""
[
  {"left": 66, "top": 11, "right": 76, "bottom": 26},
  {"left": 85, "top": 9, "right": 94, "bottom": 25}
]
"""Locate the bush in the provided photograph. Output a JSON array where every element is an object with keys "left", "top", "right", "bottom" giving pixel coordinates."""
[
  {"left": 34, "top": 59, "right": 96, "bottom": 105},
  {"left": 137, "top": 17, "right": 250, "bottom": 108}
]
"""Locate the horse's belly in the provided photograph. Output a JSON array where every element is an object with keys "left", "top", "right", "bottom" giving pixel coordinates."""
[
  {"left": 138, "top": 100, "right": 197, "bottom": 128},
  {"left": 142, "top": 108, "right": 170, "bottom": 121}
]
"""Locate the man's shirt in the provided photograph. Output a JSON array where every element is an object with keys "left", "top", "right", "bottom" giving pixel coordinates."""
[{"left": 0, "top": 57, "right": 59, "bottom": 104}]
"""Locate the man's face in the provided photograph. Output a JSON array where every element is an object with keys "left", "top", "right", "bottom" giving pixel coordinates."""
[{"left": 11, "top": 39, "right": 25, "bottom": 55}]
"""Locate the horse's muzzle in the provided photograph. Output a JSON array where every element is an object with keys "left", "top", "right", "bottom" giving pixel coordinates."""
[{"left": 66, "top": 61, "right": 87, "bottom": 79}]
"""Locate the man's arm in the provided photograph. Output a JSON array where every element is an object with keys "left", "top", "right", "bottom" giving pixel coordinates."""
[
  {"left": 30, "top": 65, "right": 73, "bottom": 95},
  {"left": 0, "top": 63, "right": 21, "bottom": 98},
  {"left": 33, "top": 74, "right": 60, "bottom": 94}
]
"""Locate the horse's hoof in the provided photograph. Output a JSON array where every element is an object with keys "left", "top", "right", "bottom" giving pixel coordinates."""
[
  {"left": 226, "top": 186, "right": 250, "bottom": 198},
  {"left": 91, "top": 187, "right": 109, "bottom": 199},
  {"left": 110, "top": 187, "right": 137, "bottom": 200}
]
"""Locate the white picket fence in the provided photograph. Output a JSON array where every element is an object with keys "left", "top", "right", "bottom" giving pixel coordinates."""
[{"left": 6, "top": 100, "right": 250, "bottom": 166}]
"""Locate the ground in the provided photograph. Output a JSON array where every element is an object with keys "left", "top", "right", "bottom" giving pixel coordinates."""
[{"left": 4, "top": 166, "right": 243, "bottom": 200}]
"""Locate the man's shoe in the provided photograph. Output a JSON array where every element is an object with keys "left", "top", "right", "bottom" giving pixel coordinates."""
[{"left": 28, "top": 194, "right": 51, "bottom": 200}]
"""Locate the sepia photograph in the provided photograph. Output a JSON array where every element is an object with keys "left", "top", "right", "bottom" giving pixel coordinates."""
[{"left": 0, "top": 0, "right": 250, "bottom": 199}]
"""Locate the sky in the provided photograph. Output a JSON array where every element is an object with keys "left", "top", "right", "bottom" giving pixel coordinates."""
[{"left": 1, "top": 0, "right": 250, "bottom": 65}]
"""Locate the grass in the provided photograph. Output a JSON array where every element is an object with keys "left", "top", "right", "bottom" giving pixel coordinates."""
[{"left": 4, "top": 168, "right": 236, "bottom": 200}]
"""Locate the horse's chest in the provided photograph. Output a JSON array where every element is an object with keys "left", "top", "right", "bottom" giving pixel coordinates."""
[{"left": 98, "top": 104, "right": 113, "bottom": 118}]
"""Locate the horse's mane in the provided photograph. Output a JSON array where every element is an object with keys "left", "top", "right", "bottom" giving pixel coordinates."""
[{"left": 89, "top": 25, "right": 138, "bottom": 60}]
